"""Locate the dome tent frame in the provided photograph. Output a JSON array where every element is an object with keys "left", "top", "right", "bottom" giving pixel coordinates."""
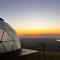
[
  {"left": 0, "top": 18, "right": 4, "bottom": 21},
  {"left": 0, "top": 28, "right": 17, "bottom": 52},
  {"left": 0, "top": 18, "right": 38, "bottom": 60},
  {"left": 0, "top": 18, "right": 21, "bottom": 59}
]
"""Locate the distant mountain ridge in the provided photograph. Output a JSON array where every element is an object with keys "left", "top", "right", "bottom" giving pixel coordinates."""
[{"left": 19, "top": 34, "right": 60, "bottom": 39}]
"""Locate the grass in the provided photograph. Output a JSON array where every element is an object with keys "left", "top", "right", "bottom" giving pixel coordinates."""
[
  {"left": 21, "top": 45, "right": 60, "bottom": 60},
  {"left": 21, "top": 38, "right": 60, "bottom": 60},
  {"left": 21, "top": 51, "right": 60, "bottom": 60}
]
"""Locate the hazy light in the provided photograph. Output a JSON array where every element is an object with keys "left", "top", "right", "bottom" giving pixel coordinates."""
[{"left": 56, "top": 40, "right": 60, "bottom": 42}]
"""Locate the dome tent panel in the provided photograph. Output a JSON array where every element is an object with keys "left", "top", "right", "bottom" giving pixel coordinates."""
[
  {"left": 3, "top": 42, "right": 13, "bottom": 51},
  {"left": 12, "top": 42, "right": 17, "bottom": 50},
  {"left": 15, "top": 40, "right": 21, "bottom": 49},
  {"left": 6, "top": 29, "right": 14, "bottom": 39},
  {"left": 0, "top": 44, "right": 6, "bottom": 53},
  {"left": 0, "top": 18, "right": 21, "bottom": 54},
  {"left": 0, "top": 29, "right": 4, "bottom": 41},
  {"left": 2, "top": 31, "right": 12, "bottom": 41},
  {"left": 14, "top": 33, "right": 21, "bottom": 49}
]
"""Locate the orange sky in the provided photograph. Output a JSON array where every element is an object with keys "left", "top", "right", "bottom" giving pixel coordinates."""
[
  {"left": 16, "top": 27, "right": 60, "bottom": 35},
  {"left": 0, "top": 0, "right": 60, "bottom": 36}
]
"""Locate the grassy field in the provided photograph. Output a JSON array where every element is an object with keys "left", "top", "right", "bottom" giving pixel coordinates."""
[
  {"left": 21, "top": 51, "right": 60, "bottom": 60},
  {"left": 21, "top": 45, "right": 60, "bottom": 60},
  {"left": 21, "top": 38, "right": 60, "bottom": 60}
]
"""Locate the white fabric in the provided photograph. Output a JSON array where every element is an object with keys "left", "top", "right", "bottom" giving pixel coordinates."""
[{"left": 0, "top": 21, "right": 21, "bottom": 53}]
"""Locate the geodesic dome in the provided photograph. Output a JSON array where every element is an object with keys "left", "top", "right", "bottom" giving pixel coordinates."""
[{"left": 0, "top": 18, "right": 21, "bottom": 53}]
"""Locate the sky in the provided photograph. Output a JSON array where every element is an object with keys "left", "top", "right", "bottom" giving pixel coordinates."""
[{"left": 0, "top": 0, "right": 60, "bottom": 35}]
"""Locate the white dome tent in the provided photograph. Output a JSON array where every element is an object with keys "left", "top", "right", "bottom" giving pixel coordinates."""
[
  {"left": 0, "top": 18, "right": 21, "bottom": 56},
  {"left": 0, "top": 18, "right": 38, "bottom": 60}
]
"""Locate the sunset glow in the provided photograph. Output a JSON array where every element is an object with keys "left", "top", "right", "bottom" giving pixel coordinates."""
[
  {"left": 0, "top": 0, "right": 60, "bottom": 35},
  {"left": 16, "top": 27, "right": 60, "bottom": 35}
]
